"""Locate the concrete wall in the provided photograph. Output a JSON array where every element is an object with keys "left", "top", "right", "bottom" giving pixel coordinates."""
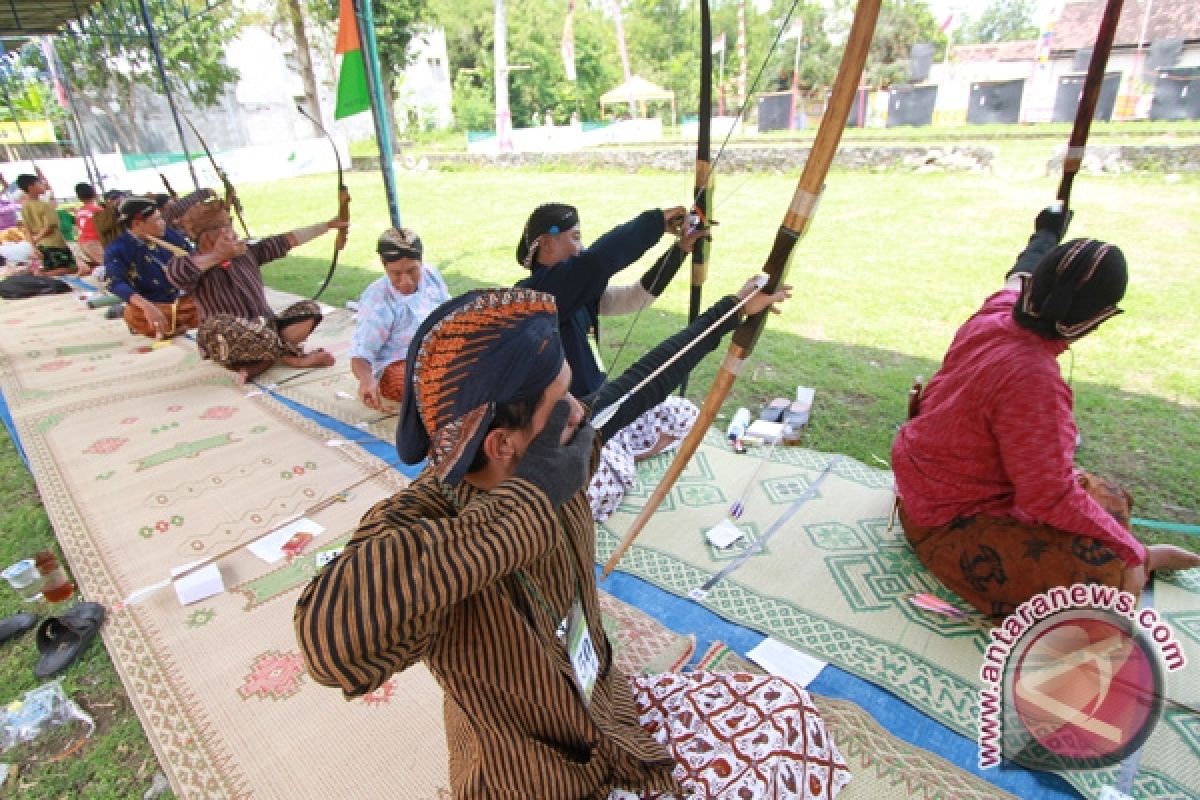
[
  {"left": 369, "top": 143, "right": 1200, "bottom": 175},
  {"left": 386, "top": 145, "right": 996, "bottom": 174},
  {"left": 928, "top": 42, "right": 1200, "bottom": 125}
]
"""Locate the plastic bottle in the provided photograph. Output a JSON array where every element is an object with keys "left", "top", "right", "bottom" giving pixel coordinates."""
[{"left": 726, "top": 408, "right": 752, "bottom": 441}]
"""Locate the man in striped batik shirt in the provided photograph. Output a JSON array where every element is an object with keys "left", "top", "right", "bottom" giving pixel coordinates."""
[
  {"left": 166, "top": 200, "right": 347, "bottom": 383},
  {"left": 297, "top": 281, "right": 853, "bottom": 800}
]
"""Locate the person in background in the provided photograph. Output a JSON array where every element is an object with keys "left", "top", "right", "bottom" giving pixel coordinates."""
[
  {"left": 295, "top": 279, "right": 854, "bottom": 800},
  {"left": 167, "top": 199, "right": 346, "bottom": 382},
  {"left": 515, "top": 201, "right": 709, "bottom": 520},
  {"left": 74, "top": 183, "right": 104, "bottom": 275},
  {"left": 349, "top": 228, "right": 450, "bottom": 411},
  {"left": 891, "top": 206, "right": 1200, "bottom": 619},
  {"left": 104, "top": 196, "right": 196, "bottom": 338},
  {"left": 17, "top": 174, "right": 73, "bottom": 274}
]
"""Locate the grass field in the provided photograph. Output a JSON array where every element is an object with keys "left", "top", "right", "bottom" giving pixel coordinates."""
[{"left": 2, "top": 135, "right": 1198, "bottom": 797}]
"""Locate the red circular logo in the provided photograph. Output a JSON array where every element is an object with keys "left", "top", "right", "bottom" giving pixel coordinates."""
[{"left": 1004, "top": 609, "right": 1162, "bottom": 769}]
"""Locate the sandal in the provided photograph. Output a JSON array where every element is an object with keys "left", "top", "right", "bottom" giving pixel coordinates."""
[
  {"left": 759, "top": 397, "right": 788, "bottom": 423},
  {"left": 0, "top": 611, "right": 36, "bottom": 645},
  {"left": 33, "top": 602, "right": 105, "bottom": 679}
]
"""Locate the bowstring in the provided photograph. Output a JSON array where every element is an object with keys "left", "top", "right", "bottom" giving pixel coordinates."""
[{"left": 604, "top": 0, "right": 805, "bottom": 382}]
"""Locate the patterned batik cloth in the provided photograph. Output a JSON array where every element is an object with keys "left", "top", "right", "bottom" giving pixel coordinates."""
[
  {"left": 589, "top": 397, "right": 698, "bottom": 521},
  {"left": 609, "top": 671, "right": 851, "bottom": 800},
  {"left": 195, "top": 300, "right": 316, "bottom": 367},
  {"left": 123, "top": 295, "right": 199, "bottom": 338},
  {"left": 38, "top": 246, "right": 76, "bottom": 270},
  {"left": 378, "top": 360, "right": 406, "bottom": 403},
  {"left": 900, "top": 469, "right": 1131, "bottom": 619}
]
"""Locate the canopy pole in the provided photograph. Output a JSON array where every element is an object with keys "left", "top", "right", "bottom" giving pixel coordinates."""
[
  {"left": 138, "top": 0, "right": 199, "bottom": 190},
  {"left": 353, "top": 0, "right": 401, "bottom": 228},
  {"left": 44, "top": 36, "right": 104, "bottom": 191}
]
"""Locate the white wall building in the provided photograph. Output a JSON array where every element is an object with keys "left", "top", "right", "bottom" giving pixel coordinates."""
[{"left": 225, "top": 22, "right": 454, "bottom": 146}]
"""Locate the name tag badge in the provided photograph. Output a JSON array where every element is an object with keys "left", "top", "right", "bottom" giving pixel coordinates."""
[{"left": 564, "top": 598, "right": 598, "bottom": 705}]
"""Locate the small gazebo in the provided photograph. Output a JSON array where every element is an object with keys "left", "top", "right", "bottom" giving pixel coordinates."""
[{"left": 600, "top": 75, "right": 676, "bottom": 123}]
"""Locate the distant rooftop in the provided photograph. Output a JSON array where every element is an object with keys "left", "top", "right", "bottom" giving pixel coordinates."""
[{"left": 1052, "top": 0, "right": 1200, "bottom": 51}]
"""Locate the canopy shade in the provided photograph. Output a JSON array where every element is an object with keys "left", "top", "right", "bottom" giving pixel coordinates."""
[
  {"left": 600, "top": 75, "right": 676, "bottom": 125},
  {"left": 0, "top": 0, "right": 104, "bottom": 36},
  {"left": 600, "top": 75, "right": 675, "bottom": 105}
]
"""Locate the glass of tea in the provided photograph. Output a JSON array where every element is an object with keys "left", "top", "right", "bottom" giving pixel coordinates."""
[{"left": 33, "top": 550, "right": 75, "bottom": 604}]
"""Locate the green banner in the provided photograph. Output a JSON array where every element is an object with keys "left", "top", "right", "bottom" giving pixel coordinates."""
[{"left": 121, "top": 152, "right": 202, "bottom": 170}]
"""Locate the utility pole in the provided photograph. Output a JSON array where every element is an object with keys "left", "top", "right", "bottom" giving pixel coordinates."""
[
  {"left": 737, "top": 0, "right": 747, "bottom": 108},
  {"left": 608, "top": 0, "right": 637, "bottom": 116},
  {"left": 493, "top": 0, "right": 514, "bottom": 151}
]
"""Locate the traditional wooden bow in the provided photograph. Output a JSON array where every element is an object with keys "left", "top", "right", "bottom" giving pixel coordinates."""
[
  {"left": 688, "top": 0, "right": 714, "bottom": 329},
  {"left": 1056, "top": 0, "right": 1124, "bottom": 215},
  {"left": 183, "top": 115, "right": 252, "bottom": 239},
  {"left": 603, "top": 0, "right": 883, "bottom": 578},
  {"left": 297, "top": 105, "right": 351, "bottom": 302}
]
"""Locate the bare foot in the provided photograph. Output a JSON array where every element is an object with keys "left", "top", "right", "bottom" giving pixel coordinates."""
[
  {"left": 1146, "top": 544, "right": 1200, "bottom": 573},
  {"left": 284, "top": 350, "right": 336, "bottom": 369},
  {"left": 634, "top": 434, "right": 678, "bottom": 463},
  {"left": 235, "top": 369, "right": 250, "bottom": 387}
]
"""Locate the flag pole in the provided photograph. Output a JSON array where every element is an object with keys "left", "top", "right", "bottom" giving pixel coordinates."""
[{"left": 352, "top": 0, "right": 402, "bottom": 228}]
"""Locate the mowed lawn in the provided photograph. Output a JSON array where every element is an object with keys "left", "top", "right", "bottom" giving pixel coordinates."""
[
  {"left": 0, "top": 145, "right": 1197, "bottom": 797},
  {"left": 248, "top": 156, "right": 1200, "bottom": 523}
]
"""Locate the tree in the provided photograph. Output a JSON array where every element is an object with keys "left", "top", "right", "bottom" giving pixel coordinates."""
[
  {"left": 284, "top": 0, "right": 322, "bottom": 130},
  {"left": 304, "top": 0, "right": 430, "bottom": 144},
  {"left": 431, "top": 0, "right": 621, "bottom": 131},
  {"left": 0, "top": 47, "right": 71, "bottom": 159},
  {"left": 623, "top": 0, "right": 834, "bottom": 120},
  {"left": 55, "top": 0, "right": 240, "bottom": 152},
  {"left": 959, "top": 0, "right": 1039, "bottom": 45},
  {"left": 241, "top": 0, "right": 323, "bottom": 134},
  {"left": 863, "top": 0, "right": 945, "bottom": 88}
]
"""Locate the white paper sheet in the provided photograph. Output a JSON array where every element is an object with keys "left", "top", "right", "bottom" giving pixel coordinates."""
[
  {"left": 172, "top": 564, "right": 224, "bottom": 605},
  {"left": 245, "top": 517, "right": 326, "bottom": 564},
  {"left": 705, "top": 519, "right": 746, "bottom": 548},
  {"left": 746, "top": 420, "right": 785, "bottom": 443},
  {"left": 746, "top": 637, "right": 828, "bottom": 687}
]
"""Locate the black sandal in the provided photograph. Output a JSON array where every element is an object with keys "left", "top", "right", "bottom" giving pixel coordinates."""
[
  {"left": 0, "top": 612, "right": 36, "bottom": 645},
  {"left": 33, "top": 602, "right": 105, "bottom": 679}
]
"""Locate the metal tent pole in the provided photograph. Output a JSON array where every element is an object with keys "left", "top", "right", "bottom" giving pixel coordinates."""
[
  {"left": 137, "top": 0, "right": 199, "bottom": 189},
  {"left": 353, "top": 0, "right": 401, "bottom": 228}
]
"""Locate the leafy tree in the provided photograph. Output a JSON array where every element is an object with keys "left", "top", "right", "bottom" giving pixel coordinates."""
[
  {"left": 54, "top": 0, "right": 240, "bottom": 152},
  {"left": 430, "top": 0, "right": 838, "bottom": 132},
  {"left": 959, "top": 0, "right": 1039, "bottom": 45},
  {"left": 624, "top": 0, "right": 835, "bottom": 121},
  {"left": 0, "top": 46, "right": 68, "bottom": 127},
  {"left": 431, "top": 0, "right": 621, "bottom": 131},
  {"left": 304, "top": 0, "right": 430, "bottom": 142},
  {"left": 862, "top": 0, "right": 945, "bottom": 88}
]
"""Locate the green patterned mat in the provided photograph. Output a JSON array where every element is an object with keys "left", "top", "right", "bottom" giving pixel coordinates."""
[{"left": 598, "top": 432, "right": 1200, "bottom": 799}]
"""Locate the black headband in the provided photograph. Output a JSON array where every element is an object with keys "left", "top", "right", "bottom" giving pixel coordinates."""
[
  {"left": 377, "top": 228, "right": 423, "bottom": 262},
  {"left": 117, "top": 197, "right": 157, "bottom": 225}
]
